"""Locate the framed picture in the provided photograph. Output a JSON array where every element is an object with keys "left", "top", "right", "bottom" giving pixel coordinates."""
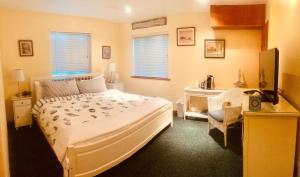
[
  {"left": 177, "top": 27, "right": 195, "bottom": 46},
  {"left": 102, "top": 46, "right": 111, "bottom": 59},
  {"left": 19, "top": 40, "right": 33, "bottom": 57},
  {"left": 204, "top": 39, "right": 225, "bottom": 58}
]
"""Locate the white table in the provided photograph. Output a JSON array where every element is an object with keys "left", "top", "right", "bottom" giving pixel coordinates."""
[{"left": 183, "top": 86, "right": 225, "bottom": 120}]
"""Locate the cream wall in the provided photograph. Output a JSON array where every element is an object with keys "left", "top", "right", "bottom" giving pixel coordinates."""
[
  {"left": 268, "top": 0, "right": 300, "bottom": 76},
  {"left": 119, "top": 12, "right": 261, "bottom": 103},
  {"left": 267, "top": 0, "right": 300, "bottom": 172},
  {"left": 0, "top": 9, "right": 263, "bottom": 119},
  {"left": 0, "top": 8, "right": 122, "bottom": 121},
  {"left": 0, "top": 53, "right": 10, "bottom": 177},
  {"left": 268, "top": 0, "right": 300, "bottom": 90}
]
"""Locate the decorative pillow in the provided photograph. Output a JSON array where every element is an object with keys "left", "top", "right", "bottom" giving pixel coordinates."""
[
  {"left": 40, "top": 79, "right": 80, "bottom": 98},
  {"left": 77, "top": 76, "right": 107, "bottom": 94}
]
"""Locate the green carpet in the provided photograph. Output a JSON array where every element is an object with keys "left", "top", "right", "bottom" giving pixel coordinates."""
[{"left": 8, "top": 117, "right": 242, "bottom": 177}]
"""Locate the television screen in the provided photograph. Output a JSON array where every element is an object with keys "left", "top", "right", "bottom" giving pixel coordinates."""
[{"left": 259, "top": 48, "right": 279, "bottom": 104}]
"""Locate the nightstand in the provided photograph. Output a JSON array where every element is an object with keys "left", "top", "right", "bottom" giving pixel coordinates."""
[
  {"left": 106, "top": 82, "right": 124, "bottom": 91},
  {"left": 12, "top": 96, "right": 32, "bottom": 129}
]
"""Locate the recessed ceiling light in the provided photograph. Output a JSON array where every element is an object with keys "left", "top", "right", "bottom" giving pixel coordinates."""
[{"left": 124, "top": 5, "right": 132, "bottom": 14}]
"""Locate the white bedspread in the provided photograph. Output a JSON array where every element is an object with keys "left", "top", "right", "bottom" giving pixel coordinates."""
[{"left": 32, "top": 89, "right": 171, "bottom": 164}]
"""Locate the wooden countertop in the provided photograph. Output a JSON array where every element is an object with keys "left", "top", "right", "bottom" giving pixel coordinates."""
[{"left": 243, "top": 95, "right": 300, "bottom": 117}]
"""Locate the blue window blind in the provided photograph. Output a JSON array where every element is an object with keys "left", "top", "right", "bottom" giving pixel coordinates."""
[
  {"left": 132, "top": 34, "right": 168, "bottom": 78},
  {"left": 50, "top": 32, "right": 91, "bottom": 76}
]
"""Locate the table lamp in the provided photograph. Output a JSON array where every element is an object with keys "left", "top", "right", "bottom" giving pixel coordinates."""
[
  {"left": 108, "top": 63, "right": 116, "bottom": 83},
  {"left": 13, "top": 69, "right": 25, "bottom": 97}
]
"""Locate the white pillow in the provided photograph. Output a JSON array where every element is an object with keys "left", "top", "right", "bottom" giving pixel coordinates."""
[
  {"left": 93, "top": 74, "right": 104, "bottom": 80},
  {"left": 77, "top": 77, "right": 107, "bottom": 93},
  {"left": 41, "top": 79, "right": 80, "bottom": 98}
]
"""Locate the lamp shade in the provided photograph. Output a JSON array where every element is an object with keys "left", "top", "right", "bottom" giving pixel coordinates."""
[
  {"left": 108, "top": 63, "right": 116, "bottom": 72},
  {"left": 13, "top": 69, "right": 25, "bottom": 82}
]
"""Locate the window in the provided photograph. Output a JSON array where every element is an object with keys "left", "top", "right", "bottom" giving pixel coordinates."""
[
  {"left": 50, "top": 32, "right": 91, "bottom": 76},
  {"left": 132, "top": 34, "right": 168, "bottom": 79}
]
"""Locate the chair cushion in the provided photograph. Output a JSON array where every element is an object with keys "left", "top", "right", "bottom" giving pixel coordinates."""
[{"left": 208, "top": 109, "right": 224, "bottom": 122}]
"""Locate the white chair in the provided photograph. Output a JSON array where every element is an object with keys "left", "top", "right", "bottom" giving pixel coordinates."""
[{"left": 207, "top": 88, "right": 243, "bottom": 147}]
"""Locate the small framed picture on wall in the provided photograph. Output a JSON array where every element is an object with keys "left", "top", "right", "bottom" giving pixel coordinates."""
[
  {"left": 19, "top": 40, "right": 33, "bottom": 57},
  {"left": 177, "top": 27, "right": 196, "bottom": 46},
  {"left": 102, "top": 46, "right": 111, "bottom": 59},
  {"left": 204, "top": 39, "right": 225, "bottom": 58}
]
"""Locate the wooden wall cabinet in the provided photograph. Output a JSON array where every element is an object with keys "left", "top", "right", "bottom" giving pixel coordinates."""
[{"left": 210, "top": 5, "right": 265, "bottom": 29}]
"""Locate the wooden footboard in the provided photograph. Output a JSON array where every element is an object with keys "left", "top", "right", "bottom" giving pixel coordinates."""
[{"left": 65, "top": 106, "right": 173, "bottom": 177}]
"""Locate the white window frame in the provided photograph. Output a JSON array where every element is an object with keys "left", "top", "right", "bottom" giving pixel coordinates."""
[
  {"left": 132, "top": 34, "right": 169, "bottom": 80},
  {"left": 50, "top": 32, "right": 91, "bottom": 76}
]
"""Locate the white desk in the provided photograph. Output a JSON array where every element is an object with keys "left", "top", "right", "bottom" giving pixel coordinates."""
[
  {"left": 183, "top": 86, "right": 225, "bottom": 119},
  {"left": 184, "top": 86, "right": 300, "bottom": 177}
]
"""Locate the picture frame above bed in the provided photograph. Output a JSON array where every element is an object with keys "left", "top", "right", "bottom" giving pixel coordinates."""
[
  {"left": 177, "top": 27, "right": 196, "bottom": 46},
  {"left": 19, "top": 40, "right": 34, "bottom": 57},
  {"left": 102, "top": 46, "right": 111, "bottom": 59}
]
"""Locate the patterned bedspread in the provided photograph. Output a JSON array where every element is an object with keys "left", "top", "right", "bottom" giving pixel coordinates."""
[{"left": 32, "top": 89, "right": 171, "bottom": 163}]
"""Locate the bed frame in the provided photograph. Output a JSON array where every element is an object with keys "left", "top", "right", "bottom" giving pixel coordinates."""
[{"left": 30, "top": 73, "right": 173, "bottom": 177}]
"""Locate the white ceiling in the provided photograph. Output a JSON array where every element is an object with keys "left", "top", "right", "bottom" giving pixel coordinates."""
[{"left": 0, "top": 0, "right": 267, "bottom": 22}]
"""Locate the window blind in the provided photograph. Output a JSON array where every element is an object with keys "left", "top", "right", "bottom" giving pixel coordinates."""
[
  {"left": 132, "top": 34, "right": 168, "bottom": 78},
  {"left": 51, "top": 32, "right": 91, "bottom": 76}
]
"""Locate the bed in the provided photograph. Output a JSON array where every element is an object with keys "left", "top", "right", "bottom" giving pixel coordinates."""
[{"left": 30, "top": 73, "right": 173, "bottom": 177}]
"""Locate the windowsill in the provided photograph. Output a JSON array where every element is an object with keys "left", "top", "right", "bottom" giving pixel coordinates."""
[
  {"left": 131, "top": 76, "right": 171, "bottom": 81},
  {"left": 52, "top": 72, "right": 90, "bottom": 77}
]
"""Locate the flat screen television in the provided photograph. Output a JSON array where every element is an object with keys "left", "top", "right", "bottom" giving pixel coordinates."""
[{"left": 259, "top": 48, "right": 279, "bottom": 104}]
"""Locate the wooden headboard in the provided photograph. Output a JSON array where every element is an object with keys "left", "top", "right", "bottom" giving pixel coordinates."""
[{"left": 30, "top": 73, "right": 103, "bottom": 103}]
